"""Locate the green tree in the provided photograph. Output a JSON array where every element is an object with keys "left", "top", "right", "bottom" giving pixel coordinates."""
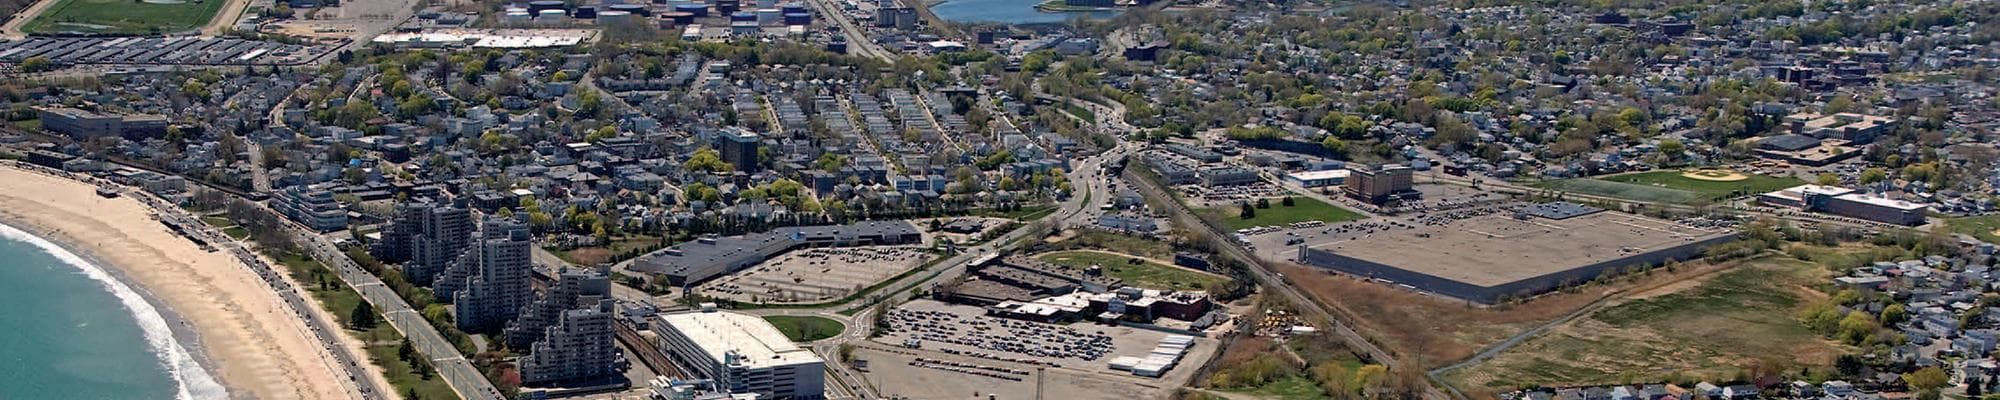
[
  {"left": 1904, "top": 367, "right": 1949, "bottom": 392},
  {"left": 684, "top": 147, "right": 734, "bottom": 173},
  {"left": 1817, "top": 173, "right": 1840, "bottom": 186},
  {"left": 347, "top": 301, "right": 376, "bottom": 330},
  {"left": 1860, "top": 167, "right": 1888, "bottom": 185},
  {"left": 18, "top": 56, "right": 53, "bottom": 73},
  {"left": 1239, "top": 202, "right": 1256, "bottom": 220}
]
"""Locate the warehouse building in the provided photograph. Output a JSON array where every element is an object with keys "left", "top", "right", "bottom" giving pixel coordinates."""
[
  {"left": 652, "top": 308, "right": 825, "bottom": 399},
  {"left": 1297, "top": 204, "right": 1735, "bottom": 304}
]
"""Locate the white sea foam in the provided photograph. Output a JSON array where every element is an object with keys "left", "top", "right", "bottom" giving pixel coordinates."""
[{"left": 0, "top": 222, "right": 228, "bottom": 400}]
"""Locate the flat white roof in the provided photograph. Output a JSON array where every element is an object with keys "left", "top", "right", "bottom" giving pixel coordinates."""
[
  {"left": 658, "top": 310, "right": 824, "bottom": 369},
  {"left": 1765, "top": 184, "right": 1856, "bottom": 200},
  {"left": 1836, "top": 193, "right": 1927, "bottom": 210},
  {"left": 1286, "top": 169, "right": 1351, "bottom": 181}
]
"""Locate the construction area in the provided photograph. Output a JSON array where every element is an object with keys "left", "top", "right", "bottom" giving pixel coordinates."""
[
  {"left": 694, "top": 246, "right": 932, "bottom": 304},
  {"left": 1297, "top": 203, "right": 1738, "bottom": 304}
]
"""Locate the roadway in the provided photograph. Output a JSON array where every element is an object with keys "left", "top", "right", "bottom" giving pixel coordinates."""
[
  {"left": 287, "top": 218, "right": 508, "bottom": 400},
  {"left": 799, "top": 0, "right": 897, "bottom": 61}
]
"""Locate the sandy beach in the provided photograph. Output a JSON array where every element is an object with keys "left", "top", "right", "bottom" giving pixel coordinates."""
[{"left": 0, "top": 165, "right": 364, "bottom": 400}]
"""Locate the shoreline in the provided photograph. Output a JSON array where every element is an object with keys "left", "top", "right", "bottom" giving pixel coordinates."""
[
  {"left": 0, "top": 220, "right": 227, "bottom": 400},
  {"left": 0, "top": 164, "right": 356, "bottom": 400}
]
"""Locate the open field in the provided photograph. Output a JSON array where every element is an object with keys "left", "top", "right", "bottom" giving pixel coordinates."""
[
  {"left": 1541, "top": 170, "right": 1803, "bottom": 205},
  {"left": 1036, "top": 250, "right": 1224, "bottom": 291},
  {"left": 1047, "top": 230, "right": 1176, "bottom": 259},
  {"left": 1948, "top": 214, "right": 2000, "bottom": 244},
  {"left": 1444, "top": 256, "right": 1838, "bottom": 394},
  {"left": 554, "top": 234, "right": 665, "bottom": 266},
  {"left": 1202, "top": 195, "right": 1365, "bottom": 230},
  {"left": 23, "top": 0, "right": 228, "bottom": 35},
  {"left": 761, "top": 315, "right": 844, "bottom": 342},
  {"left": 1277, "top": 255, "right": 1741, "bottom": 371}
]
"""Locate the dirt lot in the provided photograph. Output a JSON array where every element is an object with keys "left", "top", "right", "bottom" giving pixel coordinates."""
[
  {"left": 1277, "top": 256, "right": 1742, "bottom": 371},
  {"left": 1442, "top": 256, "right": 1840, "bottom": 396}
]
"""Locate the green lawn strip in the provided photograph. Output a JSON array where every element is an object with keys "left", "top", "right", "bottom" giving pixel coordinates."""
[
  {"left": 762, "top": 315, "right": 845, "bottom": 342},
  {"left": 1202, "top": 195, "right": 1365, "bottom": 230},
  {"left": 1036, "top": 250, "right": 1222, "bottom": 291},
  {"left": 270, "top": 252, "right": 455, "bottom": 399},
  {"left": 24, "top": 0, "right": 226, "bottom": 34}
]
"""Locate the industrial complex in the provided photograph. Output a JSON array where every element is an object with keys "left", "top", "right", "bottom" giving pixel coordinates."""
[{"left": 1297, "top": 203, "right": 1738, "bottom": 303}]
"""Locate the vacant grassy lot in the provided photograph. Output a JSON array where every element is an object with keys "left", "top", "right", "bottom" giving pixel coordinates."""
[
  {"left": 763, "top": 315, "right": 844, "bottom": 342},
  {"left": 1037, "top": 250, "right": 1224, "bottom": 291},
  {"left": 1047, "top": 230, "right": 1174, "bottom": 259},
  {"left": 1949, "top": 214, "right": 2000, "bottom": 244},
  {"left": 24, "top": 0, "right": 227, "bottom": 35},
  {"left": 1445, "top": 257, "right": 1838, "bottom": 394},
  {"left": 1202, "top": 195, "right": 1365, "bottom": 230},
  {"left": 555, "top": 234, "right": 666, "bottom": 266},
  {"left": 1277, "top": 254, "right": 1752, "bottom": 375},
  {"left": 1229, "top": 375, "right": 1329, "bottom": 400}
]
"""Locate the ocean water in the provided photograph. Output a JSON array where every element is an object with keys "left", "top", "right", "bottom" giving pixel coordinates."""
[
  {"left": 930, "top": 0, "right": 1119, "bottom": 24},
  {"left": 0, "top": 223, "right": 227, "bottom": 400}
]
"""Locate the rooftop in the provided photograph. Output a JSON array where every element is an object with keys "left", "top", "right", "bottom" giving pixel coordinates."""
[
  {"left": 1308, "top": 211, "right": 1730, "bottom": 287},
  {"left": 655, "top": 310, "right": 823, "bottom": 369}
]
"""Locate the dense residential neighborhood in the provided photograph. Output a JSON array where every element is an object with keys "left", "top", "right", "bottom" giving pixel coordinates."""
[{"left": 3, "top": 0, "right": 2000, "bottom": 399}]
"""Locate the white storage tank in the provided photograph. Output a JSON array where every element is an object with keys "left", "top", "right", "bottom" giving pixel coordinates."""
[{"left": 538, "top": 9, "right": 567, "bottom": 25}]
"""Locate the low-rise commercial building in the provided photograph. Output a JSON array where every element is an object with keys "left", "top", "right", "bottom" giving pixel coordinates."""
[{"left": 1757, "top": 185, "right": 1928, "bottom": 226}]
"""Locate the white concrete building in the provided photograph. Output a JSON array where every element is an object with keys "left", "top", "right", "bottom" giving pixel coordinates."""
[{"left": 652, "top": 309, "right": 825, "bottom": 399}]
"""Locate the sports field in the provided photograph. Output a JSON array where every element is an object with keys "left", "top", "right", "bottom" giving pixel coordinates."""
[
  {"left": 1540, "top": 170, "right": 1803, "bottom": 204},
  {"left": 23, "top": 0, "right": 227, "bottom": 35}
]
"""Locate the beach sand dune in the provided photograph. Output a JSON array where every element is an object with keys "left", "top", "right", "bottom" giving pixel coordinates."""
[{"left": 0, "top": 166, "right": 361, "bottom": 400}]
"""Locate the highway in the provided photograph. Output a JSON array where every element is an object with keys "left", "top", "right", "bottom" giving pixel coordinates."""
[{"left": 799, "top": 0, "right": 897, "bottom": 61}]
